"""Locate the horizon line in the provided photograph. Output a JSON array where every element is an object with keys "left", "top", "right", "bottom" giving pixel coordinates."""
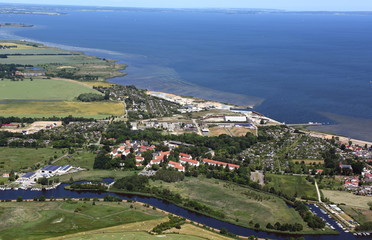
[{"left": 1, "top": 2, "right": 372, "bottom": 12}]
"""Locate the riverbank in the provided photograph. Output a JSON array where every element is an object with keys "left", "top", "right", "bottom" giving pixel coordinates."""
[{"left": 64, "top": 178, "right": 338, "bottom": 236}]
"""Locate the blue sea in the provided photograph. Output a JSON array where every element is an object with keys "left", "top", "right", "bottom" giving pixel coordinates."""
[{"left": 0, "top": 8, "right": 371, "bottom": 140}]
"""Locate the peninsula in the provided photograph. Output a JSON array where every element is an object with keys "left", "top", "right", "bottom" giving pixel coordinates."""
[{"left": 0, "top": 23, "right": 33, "bottom": 27}]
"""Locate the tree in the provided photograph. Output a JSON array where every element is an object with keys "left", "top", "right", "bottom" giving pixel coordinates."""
[
  {"left": 142, "top": 150, "right": 153, "bottom": 165},
  {"left": 16, "top": 196, "right": 23, "bottom": 202},
  {"left": 220, "top": 227, "right": 228, "bottom": 235},
  {"left": 38, "top": 177, "right": 48, "bottom": 185},
  {"left": 266, "top": 223, "right": 274, "bottom": 229},
  {"left": 39, "top": 195, "right": 46, "bottom": 201},
  {"left": 351, "top": 161, "right": 364, "bottom": 175},
  {"left": 368, "top": 202, "right": 372, "bottom": 210}
]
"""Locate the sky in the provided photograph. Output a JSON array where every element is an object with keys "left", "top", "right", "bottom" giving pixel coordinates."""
[{"left": 1, "top": 0, "right": 372, "bottom": 11}]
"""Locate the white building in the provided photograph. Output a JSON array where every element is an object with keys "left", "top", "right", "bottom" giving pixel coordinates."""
[{"left": 224, "top": 116, "right": 247, "bottom": 122}]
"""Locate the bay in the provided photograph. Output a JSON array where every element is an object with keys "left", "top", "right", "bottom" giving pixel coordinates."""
[{"left": 0, "top": 8, "right": 371, "bottom": 140}]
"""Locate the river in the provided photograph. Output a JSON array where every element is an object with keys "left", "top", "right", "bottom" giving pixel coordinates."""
[{"left": 0, "top": 180, "right": 366, "bottom": 240}]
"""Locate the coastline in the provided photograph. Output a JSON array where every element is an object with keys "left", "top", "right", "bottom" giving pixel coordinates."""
[{"left": 0, "top": 38, "right": 369, "bottom": 146}]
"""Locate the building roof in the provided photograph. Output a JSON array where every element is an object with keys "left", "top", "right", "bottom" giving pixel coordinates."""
[
  {"left": 202, "top": 158, "right": 240, "bottom": 168},
  {"left": 180, "top": 157, "right": 199, "bottom": 165},
  {"left": 22, "top": 172, "right": 35, "bottom": 178},
  {"left": 41, "top": 165, "right": 61, "bottom": 171},
  {"left": 179, "top": 153, "right": 192, "bottom": 158},
  {"left": 168, "top": 161, "right": 184, "bottom": 170},
  {"left": 60, "top": 165, "right": 71, "bottom": 171},
  {"left": 341, "top": 164, "right": 353, "bottom": 169}
]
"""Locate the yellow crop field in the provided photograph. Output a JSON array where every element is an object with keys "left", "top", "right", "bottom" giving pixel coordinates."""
[
  {"left": 0, "top": 42, "right": 37, "bottom": 49},
  {"left": 0, "top": 101, "right": 124, "bottom": 119}
]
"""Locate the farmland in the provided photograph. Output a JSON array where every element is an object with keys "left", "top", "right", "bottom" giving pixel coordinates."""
[
  {"left": 0, "top": 78, "right": 98, "bottom": 100},
  {"left": 0, "top": 40, "right": 126, "bottom": 81},
  {"left": 0, "top": 78, "right": 125, "bottom": 119},
  {"left": 265, "top": 174, "right": 318, "bottom": 200},
  {"left": 0, "top": 100, "right": 124, "bottom": 119},
  {"left": 0, "top": 40, "right": 126, "bottom": 119}
]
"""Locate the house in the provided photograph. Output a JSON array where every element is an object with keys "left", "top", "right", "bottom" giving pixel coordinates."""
[
  {"left": 202, "top": 158, "right": 240, "bottom": 170},
  {"left": 135, "top": 156, "right": 144, "bottom": 162},
  {"left": 155, "top": 151, "right": 171, "bottom": 160},
  {"left": 149, "top": 159, "right": 162, "bottom": 165},
  {"left": 179, "top": 153, "right": 192, "bottom": 159},
  {"left": 339, "top": 162, "right": 353, "bottom": 173},
  {"left": 179, "top": 157, "right": 199, "bottom": 167},
  {"left": 168, "top": 161, "right": 185, "bottom": 172},
  {"left": 2, "top": 173, "right": 10, "bottom": 178},
  {"left": 315, "top": 169, "right": 324, "bottom": 175},
  {"left": 123, "top": 149, "right": 131, "bottom": 156}
]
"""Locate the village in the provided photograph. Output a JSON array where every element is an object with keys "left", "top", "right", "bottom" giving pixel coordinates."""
[{"left": 108, "top": 140, "right": 240, "bottom": 175}]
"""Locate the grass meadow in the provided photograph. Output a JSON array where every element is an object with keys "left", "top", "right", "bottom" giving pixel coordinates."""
[
  {"left": 0, "top": 147, "right": 65, "bottom": 172},
  {"left": 322, "top": 190, "right": 371, "bottom": 209},
  {"left": 0, "top": 201, "right": 165, "bottom": 240},
  {"left": 265, "top": 173, "right": 318, "bottom": 200},
  {"left": 150, "top": 176, "right": 309, "bottom": 231},
  {"left": 50, "top": 169, "right": 139, "bottom": 183}
]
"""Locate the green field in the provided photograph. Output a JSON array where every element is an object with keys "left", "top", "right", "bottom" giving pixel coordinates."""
[
  {"left": 322, "top": 190, "right": 371, "bottom": 209},
  {"left": 150, "top": 176, "right": 309, "bottom": 232},
  {"left": 0, "top": 78, "right": 124, "bottom": 119},
  {"left": 265, "top": 173, "right": 318, "bottom": 200},
  {"left": 55, "top": 151, "right": 96, "bottom": 170},
  {"left": 340, "top": 205, "right": 372, "bottom": 225},
  {"left": 0, "top": 201, "right": 165, "bottom": 240},
  {"left": 0, "top": 79, "right": 99, "bottom": 100},
  {"left": 0, "top": 147, "right": 65, "bottom": 172}
]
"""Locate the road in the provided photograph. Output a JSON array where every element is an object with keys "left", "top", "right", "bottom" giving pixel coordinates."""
[
  {"left": 314, "top": 180, "right": 322, "bottom": 203},
  {"left": 192, "top": 119, "right": 202, "bottom": 136},
  {"left": 51, "top": 153, "right": 69, "bottom": 164}
]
